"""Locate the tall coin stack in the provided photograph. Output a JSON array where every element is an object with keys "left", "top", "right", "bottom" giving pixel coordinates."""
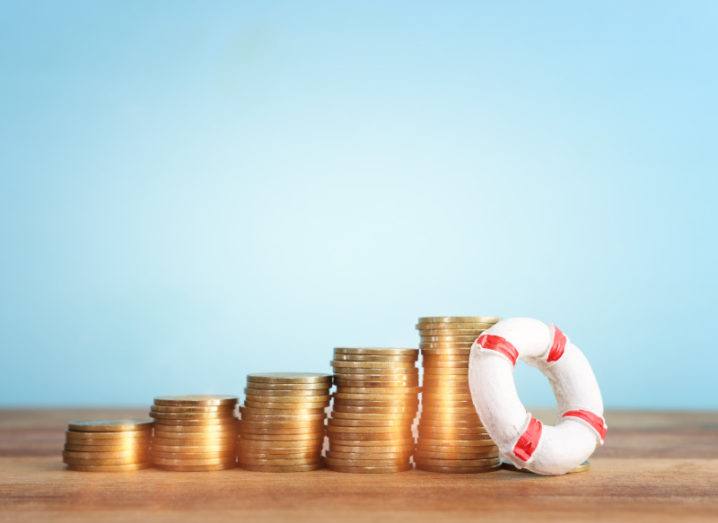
[
  {"left": 326, "top": 348, "right": 419, "bottom": 473},
  {"left": 415, "top": 316, "right": 502, "bottom": 473},
  {"left": 63, "top": 419, "right": 152, "bottom": 472},
  {"left": 237, "top": 373, "right": 331, "bottom": 472},
  {"left": 150, "top": 395, "right": 238, "bottom": 471}
]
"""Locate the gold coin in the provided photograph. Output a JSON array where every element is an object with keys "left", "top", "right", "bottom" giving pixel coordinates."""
[
  {"left": 154, "top": 395, "right": 237, "bottom": 406},
  {"left": 329, "top": 443, "right": 414, "bottom": 453},
  {"left": 328, "top": 418, "right": 413, "bottom": 428},
  {"left": 337, "top": 386, "right": 420, "bottom": 395},
  {"left": 65, "top": 431, "right": 151, "bottom": 443},
  {"left": 150, "top": 411, "right": 237, "bottom": 421},
  {"left": 152, "top": 418, "right": 239, "bottom": 426},
  {"left": 422, "top": 392, "right": 472, "bottom": 400},
  {"left": 334, "top": 348, "right": 417, "bottom": 356},
  {"left": 63, "top": 456, "right": 148, "bottom": 466},
  {"left": 243, "top": 401, "right": 329, "bottom": 411},
  {"left": 415, "top": 456, "right": 500, "bottom": 467},
  {"left": 416, "top": 323, "right": 494, "bottom": 332},
  {"left": 417, "top": 418, "right": 484, "bottom": 428},
  {"left": 152, "top": 444, "right": 232, "bottom": 453},
  {"left": 243, "top": 387, "right": 329, "bottom": 397},
  {"left": 327, "top": 425, "right": 412, "bottom": 434},
  {"left": 155, "top": 462, "right": 236, "bottom": 472},
  {"left": 422, "top": 360, "right": 470, "bottom": 369},
  {"left": 333, "top": 367, "right": 419, "bottom": 375},
  {"left": 238, "top": 462, "right": 322, "bottom": 472},
  {"left": 152, "top": 438, "right": 236, "bottom": 448},
  {"left": 333, "top": 392, "right": 418, "bottom": 402},
  {"left": 333, "top": 401, "right": 418, "bottom": 411},
  {"left": 244, "top": 393, "right": 330, "bottom": 403},
  {"left": 325, "top": 455, "right": 410, "bottom": 466},
  {"left": 328, "top": 431, "right": 413, "bottom": 442},
  {"left": 154, "top": 423, "right": 238, "bottom": 434},
  {"left": 64, "top": 444, "right": 147, "bottom": 452},
  {"left": 239, "top": 406, "right": 326, "bottom": 416},
  {"left": 422, "top": 353, "right": 470, "bottom": 361},
  {"left": 237, "top": 456, "right": 321, "bottom": 466},
  {"left": 327, "top": 450, "right": 411, "bottom": 460},
  {"left": 239, "top": 426, "right": 324, "bottom": 436},
  {"left": 417, "top": 437, "right": 495, "bottom": 447},
  {"left": 152, "top": 456, "right": 237, "bottom": 466},
  {"left": 62, "top": 450, "right": 149, "bottom": 460},
  {"left": 66, "top": 463, "right": 150, "bottom": 472},
  {"left": 326, "top": 437, "right": 415, "bottom": 447},
  {"left": 239, "top": 432, "right": 324, "bottom": 441},
  {"left": 334, "top": 379, "right": 419, "bottom": 389},
  {"left": 240, "top": 420, "right": 324, "bottom": 430},
  {"left": 415, "top": 462, "right": 501, "bottom": 473},
  {"left": 415, "top": 447, "right": 499, "bottom": 460},
  {"left": 326, "top": 462, "right": 412, "bottom": 473},
  {"left": 570, "top": 461, "right": 591, "bottom": 473},
  {"left": 67, "top": 419, "right": 153, "bottom": 432},
  {"left": 245, "top": 381, "right": 330, "bottom": 390},
  {"left": 150, "top": 404, "right": 236, "bottom": 413},
  {"left": 237, "top": 451, "right": 322, "bottom": 461},
  {"left": 418, "top": 414, "right": 481, "bottom": 424},
  {"left": 237, "top": 442, "right": 322, "bottom": 452},
  {"left": 332, "top": 360, "right": 417, "bottom": 369},
  {"left": 239, "top": 413, "right": 326, "bottom": 423},
  {"left": 247, "top": 373, "right": 332, "bottom": 384},
  {"left": 417, "top": 316, "right": 500, "bottom": 324},
  {"left": 331, "top": 411, "right": 415, "bottom": 421},
  {"left": 417, "top": 426, "right": 487, "bottom": 436},
  {"left": 333, "top": 354, "right": 417, "bottom": 363},
  {"left": 151, "top": 450, "right": 235, "bottom": 460}
]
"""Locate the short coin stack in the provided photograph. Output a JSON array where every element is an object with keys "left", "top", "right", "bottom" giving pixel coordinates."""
[
  {"left": 63, "top": 419, "right": 152, "bottom": 471},
  {"left": 326, "top": 348, "right": 419, "bottom": 473},
  {"left": 416, "top": 316, "right": 501, "bottom": 473},
  {"left": 237, "top": 373, "right": 331, "bottom": 472},
  {"left": 150, "top": 395, "right": 238, "bottom": 471}
]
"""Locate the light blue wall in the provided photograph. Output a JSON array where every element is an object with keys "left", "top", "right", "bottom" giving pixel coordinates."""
[{"left": 1, "top": 2, "right": 716, "bottom": 408}]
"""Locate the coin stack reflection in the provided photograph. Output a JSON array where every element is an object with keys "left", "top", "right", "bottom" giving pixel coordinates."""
[
  {"left": 63, "top": 419, "right": 152, "bottom": 471},
  {"left": 416, "top": 316, "right": 501, "bottom": 473},
  {"left": 237, "top": 373, "right": 331, "bottom": 472},
  {"left": 326, "top": 348, "right": 419, "bottom": 473},
  {"left": 150, "top": 395, "right": 238, "bottom": 471}
]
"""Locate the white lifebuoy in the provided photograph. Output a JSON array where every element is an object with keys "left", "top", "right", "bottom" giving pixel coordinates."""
[{"left": 468, "top": 317, "right": 606, "bottom": 475}]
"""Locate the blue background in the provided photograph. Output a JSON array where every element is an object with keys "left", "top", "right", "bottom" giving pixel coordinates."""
[{"left": 1, "top": 2, "right": 716, "bottom": 408}]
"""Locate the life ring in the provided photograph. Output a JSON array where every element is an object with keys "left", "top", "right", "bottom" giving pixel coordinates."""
[{"left": 468, "top": 317, "right": 606, "bottom": 475}]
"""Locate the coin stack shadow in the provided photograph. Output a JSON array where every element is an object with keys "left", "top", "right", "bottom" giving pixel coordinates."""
[
  {"left": 150, "top": 395, "right": 239, "bottom": 471},
  {"left": 63, "top": 419, "right": 152, "bottom": 471},
  {"left": 326, "top": 348, "right": 419, "bottom": 473},
  {"left": 237, "top": 373, "right": 332, "bottom": 472},
  {"left": 415, "top": 316, "right": 502, "bottom": 473}
]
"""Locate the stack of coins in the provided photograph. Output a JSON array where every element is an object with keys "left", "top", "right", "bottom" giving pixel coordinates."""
[
  {"left": 326, "top": 348, "right": 419, "bottom": 473},
  {"left": 63, "top": 419, "right": 152, "bottom": 472},
  {"left": 416, "top": 316, "right": 502, "bottom": 473},
  {"left": 150, "top": 395, "right": 238, "bottom": 471},
  {"left": 237, "top": 373, "right": 331, "bottom": 472}
]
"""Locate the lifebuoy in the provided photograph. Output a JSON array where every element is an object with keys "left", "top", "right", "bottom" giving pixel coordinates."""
[{"left": 468, "top": 317, "right": 606, "bottom": 475}]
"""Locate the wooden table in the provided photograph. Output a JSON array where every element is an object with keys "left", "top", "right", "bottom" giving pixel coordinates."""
[{"left": 1, "top": 409, "right": 716, "bottom": 522}]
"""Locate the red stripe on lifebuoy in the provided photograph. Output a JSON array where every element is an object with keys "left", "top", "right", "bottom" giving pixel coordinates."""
[
  {"left": 513, "top": 416, "right": 542, "bottom": 462},
  {"left": 547, "top": 326, "right": 566, "bottom": 362},
  {"left": 476, "top": 334, "right": 518, "bottom": 365},
  {"left": 562, "top": 409, "right": 607, "bottom": 442}
]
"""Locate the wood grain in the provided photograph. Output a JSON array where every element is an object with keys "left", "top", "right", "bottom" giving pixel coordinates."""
[{"left": 1, "top": 409, "right": 716, "bottom": 522}]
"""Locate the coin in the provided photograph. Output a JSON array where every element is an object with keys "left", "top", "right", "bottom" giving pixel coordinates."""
[
  {"left": 334, "top": 348, "right": 418, "bottom": 356},
  {"left": 154, "top": 424, "right": 238, "bottom": 434},
  {"left": 331, "top": 411, "right": 415, "bottom": 421},
  {"left": 245, "top": 381, "right": 330, "bottom": 390},
  {"left": 155, "top": 462, "right": 236, "bottom": 471},
  {"left": 333, "top": 392, "right": 418, "bottom": 401},
  {"left": 66, "top": 463, "right": 150, "bottom": 472},
  {"left": 244, "top": 393, "right": 330, "bottom": 403},
  {"left": 150, "top": 411, "right": 236, "bottom": 421},
  {"left": 328, "top": 418, "right": 413, "bottom": 427},
  {"left": 238, "top": 462, "right": 323, "bottom": 472},
  {"left": 327, "top": 450, "right": 412, "bottom": 460},
  {"left": 414, "top": 447, "right": 499, "bottom": 459},
  {"left": 328, "top": 431, "right": 413, "bottom": 441},
  {"left": 240, "top": 426, "right": 324, "bottom": 436},
  {"left": 237, "top": 455, "right": 321, "bottom": 465},
  {"left": 334, "top": 378, "right": 419, "bottom": 388},
  {"left": 62, "top": 450, "right": 148, "bottom": 460},
  {"left": 67, "top": 419, "right": 153, "bottom": 432},
  {"left": 63, "top": 456, "right": 148, "bottom": 466},
  {"left": 325, "top": 455, "right": 410, "bottom": 466},
  {"left": 239, "top": 406, "right": 326, "bottom": 417},
  {"left": 65, "top": 431, "right": 151, "bottom": 443},
  {"left": 325, "top": 462, "right": 412, "bottom": 473},
  {"left": 238, "top": 432, "right": 324, "bottom": 441},
  {"left": 152, "top": 418, "right": 239, "bottom": 426},
  {"left": 332, "top": 360, "right": 417, "bottom": 369},
  {"left": 326, "top": 425, "right": 412, "bottom": 434},
  {"left": 333, "top": 354, "right": 417, "bottom": 363},
  {"left": 338, "top": 386, "right": 420, "bottom": 395},
  {"left": 329, "top": 443, "right": 415, "bottom": 453},
  {"left": 247, "top": 373, "right": 332, "bottom": 384},
  {"left": 417, "top": 316, "right": 500, "bottom": 324},
  {"left": 151, "top": 444, "right": 232, "bottom": 453},
  {"left": 243, "top": 387, "right": 329, "bottom": 397},
  {"left": 153, "top": 395, "right": 238, "bottom": 406},
  {"left": 417, "top": 437, "right": 496, "bottom": 447}
]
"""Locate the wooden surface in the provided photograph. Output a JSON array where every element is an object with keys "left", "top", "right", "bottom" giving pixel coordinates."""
[{"left": 1, "top": 409, "right": 717, "bottom": 523}]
